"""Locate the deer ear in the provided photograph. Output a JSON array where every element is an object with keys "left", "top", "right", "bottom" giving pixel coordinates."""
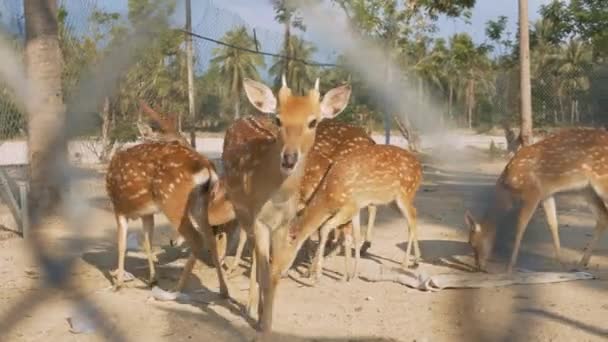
[
  {"left": 320, "top": 84, "right": 352, "bottom": 119},
  {"left": 465, "top": 210, "right": 480, "bottom": 232},
  {"left": 136, "top": 120, "right": 155, "bottom": 139},
  {"left": 243, "top": 78, "right": 277, "bottom": 114}
]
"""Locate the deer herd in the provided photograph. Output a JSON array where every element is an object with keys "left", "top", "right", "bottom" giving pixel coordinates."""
[{"left": 104, "top": 77, "right": 606, "bottom": 338}]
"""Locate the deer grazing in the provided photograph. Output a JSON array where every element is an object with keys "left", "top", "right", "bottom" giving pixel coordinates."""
[
  {"left": 221, "top": 76, "right": 351, "bottom": 336},
  {"left": 465, "top": 128, "right": 608, "bottom": 273},
  {"left": 273, "top": 144, "right": 423, "bottom": 283},
  {"left": 105, "top": 101, "right": 229, "bottom": 296}
]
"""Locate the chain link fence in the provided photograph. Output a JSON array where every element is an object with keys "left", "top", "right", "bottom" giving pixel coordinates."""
[{"left": 0, "top": 0, "right": 606, "bottom": 340}]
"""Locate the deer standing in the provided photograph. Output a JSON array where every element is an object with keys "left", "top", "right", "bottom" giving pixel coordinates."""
[
  {"left": 210, "top": 119, "right": 378, "bottom": 276},
  {"left": 465, "top": 128, "right": 608, "bottom": 273},
  {"left": 105, "top": 102, "right": 228, "bottom": 296},
  {"left": 272, "top": 144, "right": 423, "bottom": 283},
  {"left": 221, "top": 76, "right": 351, "bottom": 336}
]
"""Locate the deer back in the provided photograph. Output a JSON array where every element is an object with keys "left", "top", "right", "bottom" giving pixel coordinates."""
[
  {"left": 300, "top": 119, "right": 375, "bottom": 206},
  {"left": 499, "top": 128, "right": 608, "bottom": 198}
]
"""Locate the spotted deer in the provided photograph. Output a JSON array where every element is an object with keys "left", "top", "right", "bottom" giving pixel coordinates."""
[
  {"left": 222, "top": 76, "right": 351, "bottom": 335},
  {"left": 271, "top": 144, "right": 423, "bottom": 283},
  {"left": 465, "top": 128, "right": 608, "bottom": 273},
  {"left": 210, "top": 119, "right": 378, "bottom": 275},
  {"left": 105, "top": 101, "right": 228, "bottom": 296}
]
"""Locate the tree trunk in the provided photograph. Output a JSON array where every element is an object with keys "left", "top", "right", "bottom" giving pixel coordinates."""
[
  {"left": 448, "top": 81, "right": 453, "bottom": 121},
  {"left": 99, "top": 96, "right": 113, "bottom": 162},
  {"left": 282, "top": 17, "right": 291, "bottom": 85},
  {"left": 383, "top": 48, "right": 392, "bottom": 144},
  {"left": 518, "top": 0, "right": 533, "bottom": 146},
  {"left": 234, "top": 97, "right": 240, "bottom": 120},
  {"left": 559, "top": 95, "right": 565, "bottom": 123},
  {"left": 417, "top": 77, "right": 423, "bottom": 113},
  {"left": 185, "top": 0, "right": 195, "bottom": 122},
  {"left": 570, "top": 99, "right": 575, "bottom": 124},
  {"left": 24, "top": 0, "right": 66, "bottom": 218},
  {"left": 471, "top": 81, "right": 476, "bottom": 128},
  {"left": 467, "top": 80, "right": 475, "bottom": 129}
]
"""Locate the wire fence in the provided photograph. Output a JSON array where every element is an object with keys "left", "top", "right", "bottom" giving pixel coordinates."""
[{"left": 0, "top": 0, "right": 606, "bottom": 341}]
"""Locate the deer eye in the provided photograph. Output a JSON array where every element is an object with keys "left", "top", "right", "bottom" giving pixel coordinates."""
[
  {"left": 308, "top": 119, "right": 318, "bottom": 129},
  {"left": 274, "top": 117, "right": 282, "bottom": 127}
]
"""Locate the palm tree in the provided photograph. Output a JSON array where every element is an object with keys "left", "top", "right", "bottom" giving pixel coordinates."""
[
  {"left": 211, "top": 26, "right": 264, "bottom": 119},
  {"left": 271, "top": 0, "right": 305, "bottom": 87},
  {"left": 550, "top": 39, "right": 592, "bottom": 123},
  {"left": 269, "top": 35, "right": 317, "bottom": 94},
  {"left": 24, "top": 0, "right": 67, "bottom": 213},
  {"left": 530, "top": 18, "right": 560, "bottom": 123},
  {"left": 448, "top": 33, "right": 494, "bottom": 128},
  {"left": 519, "top": 0, "right": 533, "bottom": 146}
]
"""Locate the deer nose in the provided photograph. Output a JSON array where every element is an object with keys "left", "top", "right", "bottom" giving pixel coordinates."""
[{"left": 281, "top": 151, "right": 299, "bottom": 171}]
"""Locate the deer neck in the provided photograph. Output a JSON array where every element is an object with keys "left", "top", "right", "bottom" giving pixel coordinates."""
[
  {"left": 481, "top": 182, "right": 514, "bottom": 235},
  {"left": 267, "top": 134, "right": 307, "bottom": 202}
]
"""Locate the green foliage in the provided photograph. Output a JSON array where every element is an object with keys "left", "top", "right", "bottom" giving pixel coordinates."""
[
  {"left": 269, "top": 35, "right": 317, "bottom": 94},
  {"left": 13, "top": 0, "right": 605, "bottom": 142},
  {"left": 540, "top": 0, "right": 608, "bottom": 60},
  {"left": 210, "top": 26, "right": 265, "bottom": 119}
]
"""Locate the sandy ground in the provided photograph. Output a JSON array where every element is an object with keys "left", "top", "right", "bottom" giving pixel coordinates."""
[{"left": 0, "top": 143, "right": 607, "bottom": 342}]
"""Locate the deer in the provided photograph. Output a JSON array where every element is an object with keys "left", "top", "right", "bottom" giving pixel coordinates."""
[
  {"left": 221, "top": 76, "right": 351, "bottom": 336},
  {"left": 208, "top": 119, "right": 378, "bottom": 276},
  {"left": 464, "top": 127, "right": 608, "bottom": 273},
  {"left": 271, "top": 143, "right": 423, "bottom": 283},
  {"left": 105, "top": 101, "right": 229, "bottom": 297}
]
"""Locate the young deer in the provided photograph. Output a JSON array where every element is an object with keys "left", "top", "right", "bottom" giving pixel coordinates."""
[
  {"left": 222, "top": 76, "right": 351, "bottom": 335},
  {"left": 105, "top": 102, "right": 228, "bottom": 296},
  {"left": 299, "top": 119, "right": 378, "bottom": 256},
  {"left": 465, "top": 128, "right": 608, "bottom": 273},
  {"left": 210, "top": 119, "right": 378, "bottom": 275},
  {"left": 273, "top": 144, "right": 423, "bottom": 283}
]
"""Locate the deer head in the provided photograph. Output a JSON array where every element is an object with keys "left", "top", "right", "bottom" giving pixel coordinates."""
[
  {"left": 137, "top": 100, "right": 188, "bottom": 145},
  {"left": 464, "top": 210, "right": 496, "bottom": 271},
  {"left": 243, "top": 76, "right": 352, "bottom": 175}
]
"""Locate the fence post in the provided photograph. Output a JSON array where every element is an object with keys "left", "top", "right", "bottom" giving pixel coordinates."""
[
  {"left": 0, "top": 168, "right": 22, "bottom": 231},
  {"left": 18, "top": 181, "right": 29, "bottom": 239}
]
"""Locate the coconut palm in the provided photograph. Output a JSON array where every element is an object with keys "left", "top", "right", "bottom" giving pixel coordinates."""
[
  {"left": 211, "top": 26, "right": 265, "bottom": 119},
  {"left": 269, "top": 35, "right": 317, "bottom": 94},
  {"left": 550, "top": 38, "right": 592, "bottom": 123},
  {"left": 448, "top": 33, "right": 494, "bottom": 128}
]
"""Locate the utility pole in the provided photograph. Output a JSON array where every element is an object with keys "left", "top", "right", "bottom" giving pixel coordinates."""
[
  {"left": 185, "top": 0, "right": 195, "bottom": 125},
  {"left": 518, "top": 0, "right": 533, "bottom": 146}
]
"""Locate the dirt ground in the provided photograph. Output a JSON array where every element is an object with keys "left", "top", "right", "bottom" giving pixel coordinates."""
[{"left": 0, "top": 145, "right": 606, "bottom": 342}]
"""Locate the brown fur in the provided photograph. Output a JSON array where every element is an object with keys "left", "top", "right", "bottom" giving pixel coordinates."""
[
  {"left": 272, "top": 144, "right": 423, "bottom": 283},
  {"left": 106, "top": 101, "right": 228, "bottom": 296},
  {"left": 466, "top": 128, "right": 608, "bottom": 272},
  {"left": 222, "top": 78, "right": 351, "bottom": 336}
]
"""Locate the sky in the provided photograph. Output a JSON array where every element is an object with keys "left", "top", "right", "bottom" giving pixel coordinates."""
[
  {"left": 219, "top": 0, "right": 554, "bottom": 43},
  {"left": 0, "top": 0, "right": 555, "bottom": 77}
]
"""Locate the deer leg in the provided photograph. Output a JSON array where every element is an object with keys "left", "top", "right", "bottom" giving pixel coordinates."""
[
  {"left": 174, "top": 253, "right": 196, "bottom": 292},
  {"left": 228, "top": 226, "right": 248, "bottom": 274},
  {"left": 247, "top": 248, "right": 258, "bottom": 319},
  {"left": 310, "top": 206, "right": 357, "bottom": 283},
  {"left": 202, "top": 222, "right": 230, "bottom": 298},
  {"left": 341, "top": 222, "right": 353, "bottom": 282},
  {"left": 397, "top": 196, "right": 418, "bottom": 268},
  {"left": 141, "top": 215, "right": 157, "bottom": 286},
  {"left": 307, "top": 225, "right": 331, "bottom": 283},
  {"left": 113, "top": 215, "right": 128, "bottom": 290},
  {"left": 507, "top": 195, "right": 540, "bottom": 273},
  {"left": 351, "top": 212, "right": 362, "bottom": 280},
  {"left": 579, "top": 190, "right": 608, "bottom": 267},
  {"left": 253, "top": 221, "right": 273, "bottom": 332},
  {"left": 541, "top": 196, "right": 564, "bottom": 269},
  {"left": 361, "top": 205, "right": 377, "bottom": 255}
]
